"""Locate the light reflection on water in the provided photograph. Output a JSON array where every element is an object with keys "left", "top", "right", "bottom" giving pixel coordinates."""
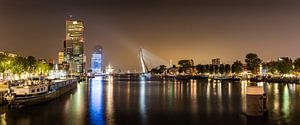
[
  {"left": 241, "top": 80, "right": 247, "bottom": 113},
  {"left": 89, "top": 77, "right": 105, "bottom": 125},
  {"left": 105, "top": 76, "right": 114, "bottom": 125},
  {"left": 139, "top": 80, "right": 147, "bottom": 124},
  {"left": 1, "top": 76, "right": 300, "bottom": 125},
  {"left": 282, "top": 85, "right": 290, "bottom": 120}
]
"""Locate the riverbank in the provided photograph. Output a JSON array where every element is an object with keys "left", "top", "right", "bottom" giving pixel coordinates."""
[
  {"left": 250, "top": 76, "right": 300, "bottom": 83},
  {"left": 161, "top": 74, "right": 300, "bottom": 83}
]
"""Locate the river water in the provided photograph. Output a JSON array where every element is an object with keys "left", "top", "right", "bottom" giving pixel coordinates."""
[{"left": 1, "top": 76, "right": 300, "bottom": 125}]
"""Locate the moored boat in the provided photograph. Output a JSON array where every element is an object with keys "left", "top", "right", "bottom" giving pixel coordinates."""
[{"left": 6, "top": 79, "right": 77, "bottom": 108}]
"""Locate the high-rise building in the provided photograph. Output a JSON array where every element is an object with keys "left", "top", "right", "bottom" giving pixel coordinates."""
[
  {"left": 58, "top": 51, "right": 64, "bottom": 64},
  {"left": 212, "top": 58, "right": 221, "bottom": 66},
  {"left": 64, "top": 18, "right": 85, "bottom": 75},
  {"left": 91, "top": 45, "right": 103, "bottom": 74}
]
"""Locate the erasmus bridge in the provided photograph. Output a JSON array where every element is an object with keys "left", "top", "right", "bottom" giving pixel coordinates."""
[
  {"left": 98, "top": 48, "right": 167, "bottom": 77},
  {"left": 112, "top": 48, "right": 168, "bottom": 78},
  {"left": 137, "top": 48, "right": 168, "bottom": 75}
]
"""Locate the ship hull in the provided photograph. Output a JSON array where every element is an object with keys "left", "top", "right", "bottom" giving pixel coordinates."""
[{"left": 9, "top": 80, "right": 77, "bottom": 108}]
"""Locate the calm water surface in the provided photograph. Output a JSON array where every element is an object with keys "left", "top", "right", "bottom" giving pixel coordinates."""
[{"left": 1, "top": 76, "right": 300, "bottom": 125}]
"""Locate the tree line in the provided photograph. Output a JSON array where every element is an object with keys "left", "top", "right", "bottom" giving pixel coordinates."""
[
  {"left": 151, "top": 53, "right": 300, "bottom": 75},
  {"left": 0, "top": 52, "right": 50, "bottom": 80}
]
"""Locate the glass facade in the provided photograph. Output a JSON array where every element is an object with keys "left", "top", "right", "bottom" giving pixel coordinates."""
[
  {"left": 91, "top": 46, "right": 103, "bottom": 74},
  {"left": 64, "top": 20, "right": 85, "bottom": 75}
]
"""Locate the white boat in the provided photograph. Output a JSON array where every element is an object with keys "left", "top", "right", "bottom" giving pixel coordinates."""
[{"left": 6, "top": 79, "right": 77, "bottom": 108}]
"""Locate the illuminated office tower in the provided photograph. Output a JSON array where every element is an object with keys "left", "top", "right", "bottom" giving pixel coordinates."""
[
  {"left": 58, "top": 51, "right": 64, "bottom": 64},
  {"left": 91, "top": 45, "right": 103, "bottom": 74},
  {"left": 64, "top": 18, "right": 85, "bottom": 75}
]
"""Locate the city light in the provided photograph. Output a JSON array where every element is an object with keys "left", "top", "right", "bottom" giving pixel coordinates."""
[{"left": 1, "top": 1, "right": 300, "bottom": 125}]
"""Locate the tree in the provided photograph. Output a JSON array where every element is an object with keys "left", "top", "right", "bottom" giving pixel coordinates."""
[
  {"left": 27, "top": 56, "right": 37, "bottom": 74},
  {"left": 294, "top": 58, "right": 300, "bottom": 72},
  {"left": 265, "top": 61, "right": 277, "bottom": 74},
  {"left": 150, "top": 68, "right": 159, "bottom": 74},
  {"left": 0, "top": 53, "right": 40, "bottom": 80},
  {"left": 245, "top": 53, "right": 262, "bottom": 74},
  {"left": 178, "top": 59, "right": 193, "bottom": 68},
  {"left": 214, "top": 65, "right": 219, "bottom": 74},
  {"left": 178, "top": 59, "right": 193, "bottom": 74},
  {"left": 172, "top": 65, "right": 176, "bottom": 68},
  {"left": 219, "top": 64, "right": 225, "bottom": 75},
  {"left": 158, "top": 65, "right": 167, "bottom": 74},
  {"left": 196, "top": 64, "right": 204, "bottom": 74},
  {"left": 225, "top": 64, "right": 231, "bottom": 74},
  {"left": 11, "top": 56, "right": 26, "bottom": 79},
  {"left": 151, "top": 65, "right": 167, "bottom": 75},
  {"left": 209, "top": 64, "right": 214, "bottom": 74},
  {"left": 36, "top": 60, "right": 50, "bottom": 75},
  {"left": 204, "top": 64, "right": 210, "bottom": 73},
  {"left": 277, "top": 58, "right": 293, "bottom": 74},
  {"left": 0, "top": 53, "right": 8, "bottom": 79},
  {"left": 232, "top": 60, "right": 244, "bottom": 74}
]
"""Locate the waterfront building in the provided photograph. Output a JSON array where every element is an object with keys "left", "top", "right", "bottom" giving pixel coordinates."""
[
  {"left": 212, "top": 58, "right": 221, "bottom": 65},
  {"left": 49, "top": 58, "right": 55, "bottom": 65},
  {"left": 83, "top": 54, "right": 87, "bottom": 73},
  {"left": 91, "top": 45, "right": 103, "bottom": 74},
  {"left": 64, "top": 18, "right": 85, "bottom": 75},
  {"left": 58, "top": 51, "right": 64, "bottom": 64}
]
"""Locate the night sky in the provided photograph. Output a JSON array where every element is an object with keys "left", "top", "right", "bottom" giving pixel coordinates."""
[{"left": 1, "top": 0, "right": 300, "bottom": 71}]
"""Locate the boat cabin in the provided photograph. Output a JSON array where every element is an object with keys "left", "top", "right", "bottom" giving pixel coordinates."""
[{"left": 11, "top": 84, "right": 49, "bottom": 96}]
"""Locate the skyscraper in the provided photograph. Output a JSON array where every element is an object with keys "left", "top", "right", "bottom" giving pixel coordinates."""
[
  {"left": 91, "top": 45, "right": 103, "bottom": 74},
  {"left": 64, "top": 18, "right": 85, "bottom": 75},
  {"left": 212, "top": 58, "right": 221, "bottom": 66},
  {"left": 58, "top": 51, "right": 64, "bottom": 64}
]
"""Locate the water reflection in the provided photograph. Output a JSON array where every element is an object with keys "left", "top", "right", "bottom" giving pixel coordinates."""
[
  {"left": 273, "top": 83, "right": 280, "bottom": 117},
  {"left": 241, "top": 80, "right": 247, "bottom": 113},
  {"left": 106, "top": 76, "right": 114, "bottom": 125},
  {"left": 190, "top": 80, "right": 198, "bottom": 114},
  {"left": 217, "top": 81, "right": 223, "bottom": 114},
  {"left": 228, "top": 82, "right": 232, "bottom": 112},
  {"left": 63, "top": 81, "right": 87, "bottom": 125},
  {"left": 282, "top": 85, "right": 290, "bottom": 120},
  {"left": 89, "top": 77, "right": 105, "bottom": 125},
  {"left": 139, "top": 80, "right": 147, "bottom": 124},
  {"left": 1, "top": 76, "right": 300, "bottom": 125},
  {"left": 206, "top": 81, "right": 211, "bottom": 114}
]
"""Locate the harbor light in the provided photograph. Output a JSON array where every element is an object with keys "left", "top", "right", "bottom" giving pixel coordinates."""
[
  {"left": 105, "top": 64, "right": 114, "bottom": 74},
  {"left": 48, "top": 70, "right": 67, "bottom": 79}
]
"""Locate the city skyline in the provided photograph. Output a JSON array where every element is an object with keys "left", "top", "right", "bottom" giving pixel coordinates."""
[{"left": 1, "top": 0, "right": 300, "bottom": 70}]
